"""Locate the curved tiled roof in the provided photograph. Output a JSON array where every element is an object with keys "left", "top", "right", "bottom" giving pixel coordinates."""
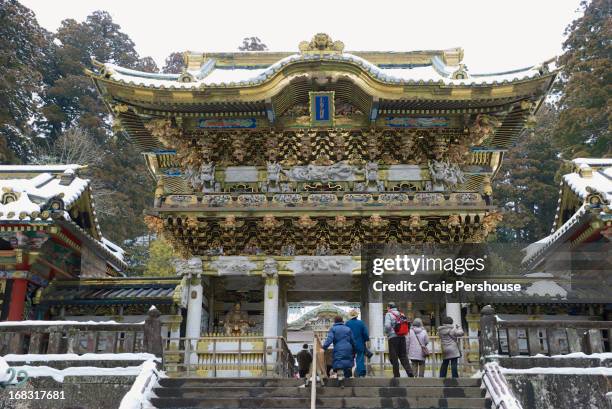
[
  {"left": 0, "top": 165, "right": 127, "bottom": 270},
  {"left": 98, "top": 52, "right": 555, "bottom": 90},
  {"left": 0, "top": 170, "right": 89, "bottom": 221}
]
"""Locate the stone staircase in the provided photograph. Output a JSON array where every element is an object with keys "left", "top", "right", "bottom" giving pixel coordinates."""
[{"left": 151, "top": 377, "right": 491, "bottom": 409}]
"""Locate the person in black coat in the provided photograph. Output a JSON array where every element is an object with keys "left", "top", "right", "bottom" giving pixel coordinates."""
[{"left": 296, "top": 344, "right": 312, "bottom": 378}]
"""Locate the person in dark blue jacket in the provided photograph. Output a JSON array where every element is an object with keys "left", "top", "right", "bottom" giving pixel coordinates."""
[
  {"left": 322, "top": 315, "right": 356, "bottom": 381},
  {"left": 345, "top": 309, "right": 369, "bottom": 377}
]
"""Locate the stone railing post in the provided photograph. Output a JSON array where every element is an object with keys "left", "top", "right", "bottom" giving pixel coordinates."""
[
  {"left": 479, "top": 305, "right": 498, "bottom": 368},
  {"left": 144, "top": 306, "right": 163, "bottom": 357},
  {"left": 66, "top": 328, "right": 78, "bottom": 354},
  {"left": 8, "top": 333, "right": 24, "bottom": 354}
]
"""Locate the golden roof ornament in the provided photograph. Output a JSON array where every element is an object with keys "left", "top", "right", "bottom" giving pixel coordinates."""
[{"left": 299, "top": 33, "right": 344, "bottom": 54}]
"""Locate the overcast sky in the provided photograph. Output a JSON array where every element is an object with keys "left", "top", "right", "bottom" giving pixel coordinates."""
[{"left": 21, "top": 0, "right": 583, "bottom": 72}]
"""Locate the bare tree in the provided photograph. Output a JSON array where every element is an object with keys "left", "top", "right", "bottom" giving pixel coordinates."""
[
  {"left": 33, "top": 127, "right": 119, "bottom": 216},
  {"left": 33, "top": 127, "right": 105, "bottom": 166}
]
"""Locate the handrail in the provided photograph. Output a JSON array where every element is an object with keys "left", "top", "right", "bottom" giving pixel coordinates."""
[
  {"left": 310, "top": 335, "right": 317, "bottom": 409},
  {"left": 498, "top": 320, "right": 612, "bottom": 329},
  {"left": 482, "top": 362, "right": 522, "bottom": 409}
]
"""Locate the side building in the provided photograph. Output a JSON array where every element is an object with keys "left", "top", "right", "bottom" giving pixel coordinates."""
[{"left": 0, "top": 165, "right": 126, "bottom": 320}]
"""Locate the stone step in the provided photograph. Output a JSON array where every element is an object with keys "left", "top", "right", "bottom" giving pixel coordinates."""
[
  {"left": 154, "top": 386, "right": 486, "bottom": 399},
  {"left": 150, "top": 396, "right": 491, "bottom": 409},
  {"left": 158, "top": 377, "right": 481, "bottom": 389},
  {"left": 155, "top": 386, "right": 485, "bottom": 399}
]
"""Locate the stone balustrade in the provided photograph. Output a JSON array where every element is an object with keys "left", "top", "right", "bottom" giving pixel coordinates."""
[
  {"left": 479, "top": 305, "right": 612, "bottom": 365},
  {"left": 0, "top": 308, "right": 163, "bottom": 357}
]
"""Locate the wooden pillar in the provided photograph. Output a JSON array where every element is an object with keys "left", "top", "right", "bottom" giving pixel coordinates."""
[{"left": 7, "top": 279, "right": 28, "bottom": 321}]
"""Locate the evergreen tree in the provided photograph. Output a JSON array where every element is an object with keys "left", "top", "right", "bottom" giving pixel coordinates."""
[
  {"left": 494, "top": 104, "right": 562, "bottom": 242},
  {"left": 0, "top": 0, "right": 53, "bottom": 162},
  {"left": 40, "top": 11, "right": 155, "bottom": 242},
  {"left": 162, "top": 52, "right": 185, "bottom": 74},
  {"left": 145, "top": 237, "right": 177, "bottom": 276},
  {"left": 238, "top": 37, "right": 268, "bottom": 51},
  {"left": 554, "top": 0, "right": 611, "bottom": 157}
]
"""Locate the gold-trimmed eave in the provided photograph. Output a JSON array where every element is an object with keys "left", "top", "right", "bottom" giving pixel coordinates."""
[
  {"left": 154, "top": 205, "right": 496, "bottom": 219},
  {"left": 89, "top": 60, "right": 557, "bottom": 107}
]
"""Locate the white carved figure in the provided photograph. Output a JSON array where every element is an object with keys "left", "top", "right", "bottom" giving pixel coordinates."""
[
  {"left": 184, "top": 165, "right": 200, "bottom": 190},
  {"left": 174, "top": 257, "right": 202, "bottom": 275},
  {"left": 363, "top": 162, "right": 384, "bottom": 191},
  {"left": 365, "top": 162, "right": 378, "bottom": 182},
  {"left": 428, "top": 160, "right": 466, "bottom": 189},
  {"left": 283, "top": 161, "right": 355, "bottom": 181},
  {"left": 266, "top": 162, "right": 282, "bottom": 192},
  {"left": 263, "top": 258, "right": 279, "bottom": 276},
  {"left": 210, "top": 258, "right": 257, "bottom": 275},
  {"left": 300, "top": 257, "right": 353, "bottom": 273},
  {"left": 200, "top": 162, "right": 216, "bottom": 192}
]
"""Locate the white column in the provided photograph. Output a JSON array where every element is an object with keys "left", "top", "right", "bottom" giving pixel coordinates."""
[
  {"left": 263, "top": 274, "right": 279, "bottom": 338},
  {"left": 368, "top": 302, "right": 384, "bottom": 339},
  {"left": 185, "top": 275, "right": 203, "bottom": 365},
  {"left": 445, "top": 302, "right": 462, "bottom": 328}
]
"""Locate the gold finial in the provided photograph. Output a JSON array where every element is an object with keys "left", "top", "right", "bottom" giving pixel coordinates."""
[{"left": 299, "top": 33, "right": 344, "bottom": 54}]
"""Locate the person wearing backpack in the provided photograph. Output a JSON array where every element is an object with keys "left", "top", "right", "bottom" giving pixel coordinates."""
[
  {"left": 384, "top": 302, "right": 414, "bottom": 378},
  {"left": 406, "top": 318, "right": 430, "bottom": 377},
  {"left": 438, "top": 316, "right": 464, "bottom": 378}
]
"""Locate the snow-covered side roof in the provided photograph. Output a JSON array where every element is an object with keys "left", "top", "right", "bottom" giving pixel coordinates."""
[
  {"left": 0, "top": 169, "right": 89, "bottom": 221},
  {"left": 572, "top": 158, "right": 612, "bottom": 167},
  {"left": 563, "top": 159, "right": 612, "bottom": 207},
  {"left": 0, "top": 166, "right": 127, "bottom": 271},
  {"left": 522, "top": 204, "right": 588, "bottom": 264},
  {"left": 101, "top": 237, "right": 125, "bottom": 262},
  {"left": 0, "top": 164, "right": 83, "bottom": 173},
  {"left": 101, "top": 52, "right": 554, "bottom": 89},
  {"left": 523, "top": 158, "right": 611, "bottom": 266}
]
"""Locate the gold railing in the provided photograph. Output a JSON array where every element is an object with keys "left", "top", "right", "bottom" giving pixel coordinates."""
[{"left": 161, "top": 335, "right": 295, "bottom": 378}]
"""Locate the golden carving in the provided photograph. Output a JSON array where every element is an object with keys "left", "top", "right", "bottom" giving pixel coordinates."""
[
  {"left": 299, "top": 33, "right": 344, "bottom": 54},
  {"left": 297, "top": 215, "right": 317, "bottom": 229},
  {"left": 144, "top": 215, "right": 164, "bottom": 234},
  {"left": 145, "top": 119, "right": 182, "bottom": 149}
]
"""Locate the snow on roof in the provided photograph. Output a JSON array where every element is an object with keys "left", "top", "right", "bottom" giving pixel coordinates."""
[
  {"left": 522, "top": 204, "right": 588, "bottom": 264},
  {"left": 101, "top": 237, "right": 125, "bottom": 262},
  {"left": 0, "top": 171, "right": 89, "bottom": 221},
  {"left": 0, "top": 164, "right": 83, "bottom": 173},
  {"left": 523, "top": 158, "right": 611, "bottom": 266},
  {"left": 524, "top": 272, "right": 554, "bottom": 278},
  {"left": 102, "top": 52, "right": 551, "bottom": 89},
  {"left": 563, "top": 168, "right": 612, "bottom": 205},
  {"left": 572, "top": 158, "right": 612, "bottom": 167},
  {"left": 523, "top": 280, "right": 567, "bottom": 298}
]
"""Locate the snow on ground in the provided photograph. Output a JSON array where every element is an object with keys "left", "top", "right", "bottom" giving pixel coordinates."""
[
  {"left": 3, "top": 353, "right": 158, "bottom": 362},
  {"left": 0, "top": 356, "right": 10, "bottom": 383},
  {"left": 118, "top": 359, "right": 162, "bottom": 409},
  {"left": 500, "top": 366, "right": 612, "bottom": 376},
  {"left": 0, "top": 319, "right": 142, "bottom": 326},
  {"left": 487, "top": 352, "right": 612, "bottom": 362}
]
